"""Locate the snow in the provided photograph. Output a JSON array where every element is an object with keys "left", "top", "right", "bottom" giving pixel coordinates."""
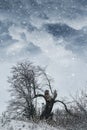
[
  {"left": 0, "top": 119, "right": 65, "bottom": 130},
  {"left": 0, "top": 0, "right": 87, "bottom": 116}
]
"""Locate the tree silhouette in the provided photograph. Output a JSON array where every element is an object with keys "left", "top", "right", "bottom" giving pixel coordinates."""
[
  {"left": 8, "top": 61, "right": 39, "bottom": 119},
  {"left": 8, "top": 61, "right": 74, "bottom": 120}
]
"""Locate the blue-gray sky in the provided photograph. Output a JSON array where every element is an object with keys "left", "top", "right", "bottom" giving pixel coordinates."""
[{"left": 0, "top": 0, "right": 87, "bottom": 114}]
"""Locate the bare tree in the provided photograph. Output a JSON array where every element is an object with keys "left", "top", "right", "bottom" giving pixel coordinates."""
[
  {"left": 72, "top": 89, "right": 87, "bottom": 116},
  {"left": 33, "top": 67, "right": 74, "bottom": 119},
  {"left": 8, "top": 61, "right": 40, "bottom": 119},
  {"left": 8, "top": 61, "right": 74, "bottom": 120}
]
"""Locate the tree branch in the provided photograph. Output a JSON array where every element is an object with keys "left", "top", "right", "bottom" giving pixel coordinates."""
[
  {"left": 54, "top": 100, "right": 77, "bottom": 116},
  {"left": 33, "top": 94, "right": 46, "bottom": 101},
  {"left": 37, "top": 66, "right": 53, "bottom": 95}
]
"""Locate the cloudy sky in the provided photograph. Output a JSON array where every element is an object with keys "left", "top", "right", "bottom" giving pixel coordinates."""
[{"left": 0, "top": 0, "right": 87, "bottom": 114}]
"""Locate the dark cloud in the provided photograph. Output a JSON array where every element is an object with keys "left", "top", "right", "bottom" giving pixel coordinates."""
[
  {"left": 0, "top": 0, "right": 87, "bottom": 22},
  {"left": 20, "top": 21, "right": 37, "bottom": 32},
  {"left": 0, "top": 20, "right": 11, "bottom": 34},
  {"left": 65, "top": 33, "right": 87, "bottom": 54},
  {"left": 44, "top": 23, "right": 87, "bottom": 55},
  {"left": 0, "top": 20, "right": 19, "bottom": 48},
  {"left": 0, "top": 0, "right": 87, "bottom": 58},
  {"left": 0, "top": 33, "right": 18, "bottom": 48},
  {"left": 0, "top": 0, "right": 11, "bottom": 10},
  {"left": 44, "top": 23, "right": 78, "bottom": 37},
  {"left": 23, "top": 42, "right": 42, "bottom": 55},
  {"left": 76, "top": 0, "right": 87, "bottom": 6},
  {"left": 38, "top": 0, "right": 87, "bottom": 20}
]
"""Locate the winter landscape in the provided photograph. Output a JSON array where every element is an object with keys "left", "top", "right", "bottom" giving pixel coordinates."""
[{"left": 0, "top": 0, "right": 87, "bottom": 130}]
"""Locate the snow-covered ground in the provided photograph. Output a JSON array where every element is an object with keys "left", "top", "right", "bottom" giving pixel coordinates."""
[{"left": 0, "top": 118, "right": 65, "bottom": 130}]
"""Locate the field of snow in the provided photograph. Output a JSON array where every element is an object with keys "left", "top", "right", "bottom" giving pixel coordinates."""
[{"left": 0, "top": 119, "right": 65, "bottom": 130}]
